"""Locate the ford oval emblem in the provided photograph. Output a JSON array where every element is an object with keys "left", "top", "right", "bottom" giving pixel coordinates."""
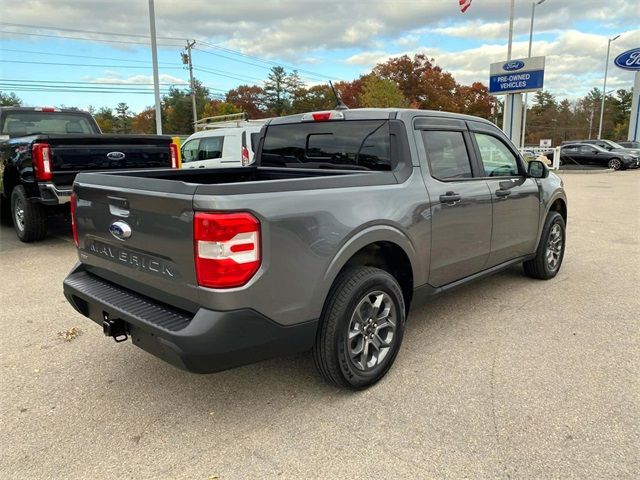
[
  {"left": 109, "top": 220, "right": 132, "bottom": 240},
  {"left": 614, "top": 47, "right": 640, "bottom": 71},
  {"left": 107, "top": 151, "right": 126, "bottom": 161},
  {"left": 503, "top": 60, "right": 525, "bottom": 71}
]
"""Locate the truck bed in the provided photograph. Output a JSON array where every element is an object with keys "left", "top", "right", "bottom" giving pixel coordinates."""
[{"left": 75, "top": 166, "right": 399, "bottom": 196}]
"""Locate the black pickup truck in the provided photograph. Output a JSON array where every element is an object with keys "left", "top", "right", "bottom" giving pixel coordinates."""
[{"left": 0, "top": 107, "right": 179, "bottom": 242}]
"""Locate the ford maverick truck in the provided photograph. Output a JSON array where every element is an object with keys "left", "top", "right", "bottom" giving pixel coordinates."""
[
  {"left": 63, "top": 108, "right": 567, "bottom": 389},
  {"left": 0, "top": 107, "right": 179, "bottom": 242}
]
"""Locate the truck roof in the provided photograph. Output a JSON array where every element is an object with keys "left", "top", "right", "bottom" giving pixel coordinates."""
[
  {"left": 0, "top": 106, "right": 91, "bottom": 115},
  {"left": 269, "top": 108, "right": 497, "bottom": 127}
]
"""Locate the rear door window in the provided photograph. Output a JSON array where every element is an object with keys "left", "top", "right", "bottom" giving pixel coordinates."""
[
  {"left": 260, "top": 120, "right": 391, "bottom": 171},
  {"left": 421, "top": 130, "right": 473, "bottom": 180}
]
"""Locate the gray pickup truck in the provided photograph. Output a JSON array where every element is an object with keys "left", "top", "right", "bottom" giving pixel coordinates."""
[{"left": 63, "top": 108, "right": 567, "bottom": 389}]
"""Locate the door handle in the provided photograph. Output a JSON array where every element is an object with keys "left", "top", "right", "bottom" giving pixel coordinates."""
[
  {"left": 495, "top": 189, "right": 512, "bottom": 198},
  {"left": 439, "top": 191, "right": 462, "bottom": 204}
]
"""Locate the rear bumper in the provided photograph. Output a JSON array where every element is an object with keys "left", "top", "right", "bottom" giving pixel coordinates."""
[
  {"left": 63, "top": 265, "right": 318, "bottom": 373},
  {"left": 39, "top": 183, "right": 72, "bottom": 204}
]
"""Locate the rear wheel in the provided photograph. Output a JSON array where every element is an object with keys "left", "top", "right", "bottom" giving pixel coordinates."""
[
  {"left": 608, "top": 158, "right": 623, "bottom": 170},
  {"left": 11, "top": 186, "right": 47, "bottom": 242},
  {"left": 523, "top": 211, "right": 565, "bottom": 280},
  {"left": 313, "top": 266, "right": 406, "bottom": 389}
]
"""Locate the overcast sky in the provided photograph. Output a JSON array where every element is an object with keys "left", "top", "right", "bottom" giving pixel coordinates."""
[{"left": 1, "top": 0, "right": 638, "bottom": 112}]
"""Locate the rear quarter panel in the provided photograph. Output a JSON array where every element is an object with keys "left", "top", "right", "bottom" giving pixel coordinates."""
[{"left": 192, "top": 168, "right": 431, "bottom": 326}]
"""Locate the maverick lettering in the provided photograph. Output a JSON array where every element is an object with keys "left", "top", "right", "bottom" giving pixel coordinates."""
[{"left": 89, "top": 242, "right": 176, "bottom": 278}]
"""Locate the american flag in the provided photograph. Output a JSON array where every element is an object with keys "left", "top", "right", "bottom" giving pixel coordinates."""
[{"left": 459, "top": 0, "right": 473, "bottom": 13}]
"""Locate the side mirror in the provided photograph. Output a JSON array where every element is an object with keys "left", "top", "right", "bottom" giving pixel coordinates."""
[
  {"left": 528, "top": 160, "right": 549, "bottom": 178},
  {"left": 592, "top": 149, "right": 598, "bottom": 154}
]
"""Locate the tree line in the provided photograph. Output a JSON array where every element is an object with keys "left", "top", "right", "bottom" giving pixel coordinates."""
[{"left": 1, "top": 53, "right": 633, "bottom": 144}]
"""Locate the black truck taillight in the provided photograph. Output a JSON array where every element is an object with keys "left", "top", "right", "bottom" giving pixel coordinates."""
[
  {"left": 194, "top": 212, "right": 261, "bottom": 288},
  {"left": 32, "top": 143, "right": 52, "bottom": 181},
  {"left": 70, "top": 192, "right": 79, "bottom": 247}
]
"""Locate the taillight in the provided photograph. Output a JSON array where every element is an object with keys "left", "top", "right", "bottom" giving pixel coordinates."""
[
  {"left": 169, "top": 143, "right": 179, "bottom": 169},
  {"left": 194, "top": 212, "right": 261, "bottom": 288},
  {"left": 70, "top": 192, "right": 79, "bottom": 247},
  {"left": 241, "top": 146, "right": 250, "bottom": 166},
  {"left": 32, "top": 143, "right": 52, "bottom": 181}
]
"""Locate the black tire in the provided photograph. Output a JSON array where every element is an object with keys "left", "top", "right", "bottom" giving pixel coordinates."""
[
  {"left": 523, "top": 211, "right": 565, "bottom": 280},
  {"left": 608, "top": 158, "right": 623, "bottom": 170},
  {"left": 313, "top": 266, "right": 406, "bottom": 390},
  {"left": 11, "top": 186, "right": 47, "bottom": 242}
]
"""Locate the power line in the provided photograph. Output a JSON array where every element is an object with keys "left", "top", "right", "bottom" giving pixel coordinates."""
[
  {"left": 0, "top": 21, "right": 188, "bottom": 41},
  {"left": 0, "top": 48, "right": 178, "bottom": 65},
  {"left": 0, "top": 30, "right": 183, "bottom": 47},
  {"left": 0, "top": 22, "right": 333, "bottom": 81},
  {"left": 193, "top": 66, "right": 263, "bottom": 84},
  {"left": 197, "top": 40, "right": 333, "bottom": 81},
  {"left": 0, "top": 59, "right": 184, "bottom": 69},
  {"left": 0, "top": 78, "right": 188, "bottom": 86}
]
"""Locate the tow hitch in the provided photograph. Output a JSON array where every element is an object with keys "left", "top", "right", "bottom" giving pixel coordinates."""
[{"left": 102, "top": 313, "right": 128, "bottom": 342}]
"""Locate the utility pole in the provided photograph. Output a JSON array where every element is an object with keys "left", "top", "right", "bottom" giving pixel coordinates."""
[
  {"left": 182, "top": 40, "right": 197, "bottom": 130},
  {"left": 148, "top": 0, "right": 162, "bottom": 134}
]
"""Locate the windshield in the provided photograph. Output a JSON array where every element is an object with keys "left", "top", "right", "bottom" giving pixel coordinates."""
[
  {"left": 604, "top": 140, "right": 625, "bottom": 149},
  {"left": 260, "top": 120, "right": 392, "bottom": 171},
  {"left": 1, "top": 111, "right": 98, "bottom": 136}
]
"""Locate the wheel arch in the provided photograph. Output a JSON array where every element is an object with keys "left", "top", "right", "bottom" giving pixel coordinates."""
[{"left": 320, "top": 226, "right": 418, "bottom": 314}]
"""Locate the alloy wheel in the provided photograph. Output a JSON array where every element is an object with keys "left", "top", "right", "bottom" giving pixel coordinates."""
[
  {"left": 347, "top": 291, "right": 397, "bottom": 372},
  {"left": 608, "top": 158, "right": 622, "bottom": 170},
  {"left": 546, "top": 223, "right": 563, "bottom": 271},
  {"left": 13, "top": 197, "right": 25, "bottom": 232}
]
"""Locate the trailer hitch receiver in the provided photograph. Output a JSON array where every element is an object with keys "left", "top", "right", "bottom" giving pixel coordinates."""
[{"left": 102, "top": 313, "right": 128, "bottom": 343}]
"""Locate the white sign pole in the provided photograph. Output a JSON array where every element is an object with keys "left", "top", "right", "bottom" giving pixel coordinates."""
[
  {"left": 629, "top": 71, "right": 640, "bottom": 141},
  {"left": 501, "top": 0, "right": 522, "bottom": 146}
]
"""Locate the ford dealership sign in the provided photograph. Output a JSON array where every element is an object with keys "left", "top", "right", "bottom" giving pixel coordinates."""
[
  {"left": 489, "top": 56, "right": 545, "bottom": 95},
  {"left": 614, "top": 48, "right": 640, "bottom": 71}
]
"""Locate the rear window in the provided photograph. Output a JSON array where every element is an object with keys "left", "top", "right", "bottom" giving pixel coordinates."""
[
  {"left": 260, "top": 120, "right": 391, "bottom": 171},
  {"left": 1, "top": 111, "right": 97, "bottom": 136}
]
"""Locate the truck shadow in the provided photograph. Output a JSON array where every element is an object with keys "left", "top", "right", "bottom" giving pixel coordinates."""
[{"left": 103, "top": 264, "right": 530, "bottom": 416}]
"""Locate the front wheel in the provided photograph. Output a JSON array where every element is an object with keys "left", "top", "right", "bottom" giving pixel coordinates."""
[
  {"left": 523, "top": 211, "right": 565, "bottom": 280},
  {"left": 608, "top": 158, "right": 623, "bottom": 170},
  {"left": 313, "top": 266, "right": 406, "bottom": 389}
]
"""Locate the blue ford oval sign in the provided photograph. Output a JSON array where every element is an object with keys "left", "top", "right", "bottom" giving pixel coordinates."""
[
  {"left": 503, "top": 60, "right": 525, "bottom": 71},
  {"left": 109, "top": 220, "right": 132, "bottom": 240},
  {"left": 614, "top": 48, "right": 640, "bottom": 71}
]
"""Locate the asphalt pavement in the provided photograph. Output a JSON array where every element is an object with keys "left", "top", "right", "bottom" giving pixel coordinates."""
[{"left": 1, "top": 170, "right": 638, "bottom": 479}]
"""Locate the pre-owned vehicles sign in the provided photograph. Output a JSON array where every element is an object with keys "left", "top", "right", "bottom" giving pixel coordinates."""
[{"left": 489, "top": 56, "right": 545, "bottom": 95}]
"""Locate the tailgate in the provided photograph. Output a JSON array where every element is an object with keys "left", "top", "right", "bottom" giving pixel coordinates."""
[
  {"left": 74, "top": 173, "right": 200, "bottom": 311},
  {"left": 48, "top": 135, "right": 172, "bottom": 186}
]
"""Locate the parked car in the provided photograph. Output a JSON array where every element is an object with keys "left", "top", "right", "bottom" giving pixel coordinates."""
[
  {"left": 181, "top": 121, "right": 265, "bottom": 169},
  {"left": 562, "top": 138, "right": 640, "bottom": 159},
  {"left": 0, "top": 107, "right": 179, "bottom": 242},
  {"left": 547, "top": 143, "right": 639, "bottom": 170},
  {"left": 617, "top": 141, "right": 640, "bottom": 149},
  {"left": 63, "top": 108, "right": 567, "bottom": 390}
]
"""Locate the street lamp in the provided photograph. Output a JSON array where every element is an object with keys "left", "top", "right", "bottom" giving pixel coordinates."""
[
  {"left": 520, "top": 0, "right": 547, "bottom": 148},
  {"left": 597, "top": 34, "right": 621, "bottom": 139}
]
